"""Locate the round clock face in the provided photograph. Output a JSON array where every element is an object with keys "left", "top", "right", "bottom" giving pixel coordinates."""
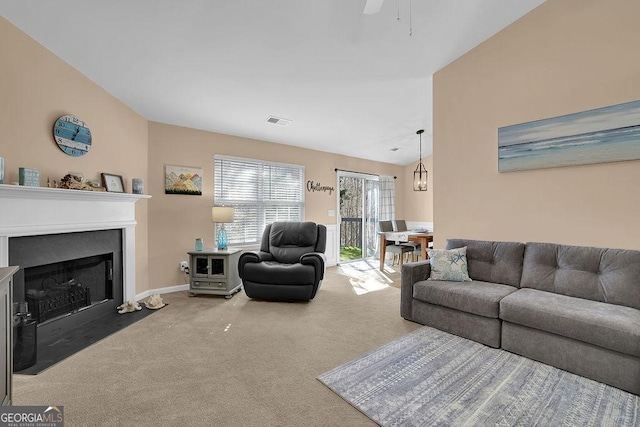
[{"left": 53, "top": 115, "right": 92, "bottom": 156}]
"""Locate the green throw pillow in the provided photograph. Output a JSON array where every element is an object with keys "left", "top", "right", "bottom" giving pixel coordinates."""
[{"left": 427, "top": 247, "right": 472, "bottom": 282}]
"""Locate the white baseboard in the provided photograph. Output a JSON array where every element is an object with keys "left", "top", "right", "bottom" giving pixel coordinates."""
[{"left": 135, "top": 284, "right": 189, "bottom": 301}]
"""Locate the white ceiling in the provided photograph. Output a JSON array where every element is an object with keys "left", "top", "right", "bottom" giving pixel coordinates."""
[{"left": 0, "top": 0, "right": 546, "bottom": 166}]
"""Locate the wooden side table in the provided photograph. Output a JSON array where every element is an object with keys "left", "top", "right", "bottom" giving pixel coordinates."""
[{"left": 187, "top": 248, "right": 242, "bottom": 299}]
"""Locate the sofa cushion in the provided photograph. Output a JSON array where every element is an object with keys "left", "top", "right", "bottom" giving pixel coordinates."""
[
  {"left": 413, "top": 280, "right": 518, "bottom": 319},
  {"left": 500, "top": 288, "right": 640, "bottom": 358},
  {"left": 427, "top": 247, "right": 471, "bottom": 282},
  {"left": 446, "top": 239, "right": 525, "bottom": 287},
  {"left": 521, "top": 242, "right": 640, "bottom": 310}
]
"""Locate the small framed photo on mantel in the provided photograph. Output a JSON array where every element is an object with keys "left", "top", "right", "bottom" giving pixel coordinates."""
[{"left": 101, "top": 173, "right": 125, "bottom": 193}]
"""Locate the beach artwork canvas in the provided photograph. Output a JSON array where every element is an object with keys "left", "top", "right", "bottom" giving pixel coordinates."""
[{"left": 498, "top": 100, "right": 640, "bottom": 172}]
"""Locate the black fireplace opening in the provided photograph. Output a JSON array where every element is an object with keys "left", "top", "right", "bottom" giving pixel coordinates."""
[
  {"left": 9, "top": 230, "right": 124, "bottom": 372},
  {"left": 24, "top": 253, "right": 114, "bottom": 325}
]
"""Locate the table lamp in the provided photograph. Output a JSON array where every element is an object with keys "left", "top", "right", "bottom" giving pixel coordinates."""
[{"left": 212, "top": 206, "right": 235, "bottom": 250}]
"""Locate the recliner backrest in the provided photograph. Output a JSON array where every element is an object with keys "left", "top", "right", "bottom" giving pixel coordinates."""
[
  {"left": 314, "top": 224, "right": 327, "bottom": 253},
  {"left": 264, "top": 221, "right": 325, "bottom": 264}
]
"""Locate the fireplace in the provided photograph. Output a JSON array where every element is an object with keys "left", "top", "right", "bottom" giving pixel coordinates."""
[
  {"left": 0, "top": 184, "right": 149, "bottom": 372},
  {"left": 8, "top": 230, "right": 124, "bottom": 370},
  {"left": 0, "top": 185, "right": 148, "bottom": 301},
  {"left": 10, "top": 230, "right": 123, "bottom": 328}
]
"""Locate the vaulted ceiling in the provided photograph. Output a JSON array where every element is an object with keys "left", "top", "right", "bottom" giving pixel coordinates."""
[{"left": 0, "top": 0, "right": 546, "bottom": 165}]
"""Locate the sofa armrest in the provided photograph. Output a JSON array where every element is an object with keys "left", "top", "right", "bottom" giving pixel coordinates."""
[
  {"left": 401, "top": 260, "right": 432, "bottom": 320},
  {"left": 238, "top": 251, "right": 274, "bottom": 278},
  {"left": 300, "top": 252, "right": 327, "bottom": 282}
]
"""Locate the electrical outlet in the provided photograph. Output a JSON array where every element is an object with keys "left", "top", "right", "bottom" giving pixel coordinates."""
[{"left": 180, "top": 261, "right": 188, "bottom": 271}]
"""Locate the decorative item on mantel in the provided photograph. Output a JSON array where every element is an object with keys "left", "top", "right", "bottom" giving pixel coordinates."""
[
  {"left": 101, "top": 173, "right": 125, "bottom": 193},
  {"left": 132, "top": 178, "right": 144, "bottom": 194},
  {"left": 0, "top": 157, "right": 4, "bottom": 184},
  {"left": 59, "top": 173, "right": 105, "bottom": 191},
  {"left": 19, "top": 167, "right": 40, "bottom": 187}
]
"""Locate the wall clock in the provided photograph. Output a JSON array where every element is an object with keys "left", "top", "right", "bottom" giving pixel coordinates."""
[{"left": 53, "top": 115, "right": 92, "bottom": 156}]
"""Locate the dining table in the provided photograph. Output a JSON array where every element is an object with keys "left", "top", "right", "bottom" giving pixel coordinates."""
[{"left": 378, "top": 231, "right": 434, "bottom": 271}]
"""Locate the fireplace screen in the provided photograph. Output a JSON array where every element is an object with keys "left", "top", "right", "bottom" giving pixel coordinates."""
[{"left": 24, "top": 253, "right": 114, "bottom": 324}]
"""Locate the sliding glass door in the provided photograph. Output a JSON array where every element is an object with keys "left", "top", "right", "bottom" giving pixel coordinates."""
[{"left": 337, "top": 172, "right": 379, "bottom": 263}]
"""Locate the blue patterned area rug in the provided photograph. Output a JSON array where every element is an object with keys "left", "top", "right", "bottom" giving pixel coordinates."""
[{"left": 318, "top": 327, "right": 639, "bottom": 426}]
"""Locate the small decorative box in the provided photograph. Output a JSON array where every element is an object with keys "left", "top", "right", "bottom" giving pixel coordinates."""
[{"left": 19, "top": 167, "right": 40, "bottom": 187}]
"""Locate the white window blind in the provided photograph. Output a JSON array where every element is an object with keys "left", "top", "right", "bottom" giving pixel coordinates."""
[{"left": 214, "top": 155, "right": 305, "bottom": 246}]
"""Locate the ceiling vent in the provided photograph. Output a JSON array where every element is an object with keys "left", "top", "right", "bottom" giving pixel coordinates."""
[{"left": 266, "top": 116, "right": 292, "bottom": 127}]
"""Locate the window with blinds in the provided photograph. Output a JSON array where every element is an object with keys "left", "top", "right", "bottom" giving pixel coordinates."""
[{"left": 214, "top": 155, "right": 305, "bottom": 246}]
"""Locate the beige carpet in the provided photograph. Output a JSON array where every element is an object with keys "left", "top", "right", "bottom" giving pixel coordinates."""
[{"left": 13, "top": 261, "right": 418, "bottom": 426}]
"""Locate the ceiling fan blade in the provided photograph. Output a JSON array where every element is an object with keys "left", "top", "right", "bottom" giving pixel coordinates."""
[{"left": 363, "top": 0, "right": 384, "bottom": 15}]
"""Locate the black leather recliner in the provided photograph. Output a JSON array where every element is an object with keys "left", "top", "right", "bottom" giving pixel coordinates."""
[{"left": 238, "top": 221, "right": 327, "bottom": 301}]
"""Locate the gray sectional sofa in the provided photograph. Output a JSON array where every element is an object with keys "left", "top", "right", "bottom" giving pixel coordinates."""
[{"left": 401, "top": 238, "right": 640, "bottom": 395}]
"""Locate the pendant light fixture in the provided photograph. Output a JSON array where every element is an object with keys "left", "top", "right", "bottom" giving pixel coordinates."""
[{"left": 413, "top": 129, "right": 428, "bottom": 191}]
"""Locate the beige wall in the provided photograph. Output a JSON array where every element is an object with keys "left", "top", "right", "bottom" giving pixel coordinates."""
[
  {"left": 1, "top": 15, "right": 420, "bottom": 292},
  {"left": 403, "top": 155, "right": 433, "bottom": 223},
  {"left": 433, "top": 0, "right": 640, "bottom": 250},
  {"left": 0, "top": 17, "right": 150, "bottom": 292},
  {"left": 147, "top": 122, "right": 405, "bottom": 288}
]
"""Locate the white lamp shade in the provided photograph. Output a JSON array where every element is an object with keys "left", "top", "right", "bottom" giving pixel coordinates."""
[{"left": 212, "top": 206, "right": 235, "bottom": 223}]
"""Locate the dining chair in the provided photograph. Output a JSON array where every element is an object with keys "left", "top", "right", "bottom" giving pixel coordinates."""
[
  {"left": 379, "top": 220, "right": 413, "bottom": 266},
  {"left": 394, "top": 220, "right": 421, "bottom": 261}
]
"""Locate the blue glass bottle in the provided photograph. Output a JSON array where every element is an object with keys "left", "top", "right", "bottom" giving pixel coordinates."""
[{"left": 217, "top": 226, "right": 228, "bottom": 250}]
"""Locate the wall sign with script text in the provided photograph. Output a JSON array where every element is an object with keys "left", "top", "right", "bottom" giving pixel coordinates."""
[{"left": 307, "top": 181, "right": 334, "bottom": 195}]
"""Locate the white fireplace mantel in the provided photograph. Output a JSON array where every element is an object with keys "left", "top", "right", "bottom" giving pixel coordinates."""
[{"left": 0, "top": 184, "right": 150, "bottom": 301}]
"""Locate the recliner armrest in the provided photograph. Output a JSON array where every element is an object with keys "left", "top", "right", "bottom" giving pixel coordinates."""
[
  {"left": 238, "top": 251, "right": 274, "bottom": 278},
  {"left": 300, "top": 252, "right": 326, "bottom": 281}
]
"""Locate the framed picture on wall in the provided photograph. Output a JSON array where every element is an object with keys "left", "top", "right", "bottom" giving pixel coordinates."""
[
  {"left": 165, "top": 165, "right": 202, "bottom": 195},
  {"left": 101, "top": 173, "right": 125, "bottom": 193},
  {"left": 498, "top": 99, "right": 640, "bottom": 172}
]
